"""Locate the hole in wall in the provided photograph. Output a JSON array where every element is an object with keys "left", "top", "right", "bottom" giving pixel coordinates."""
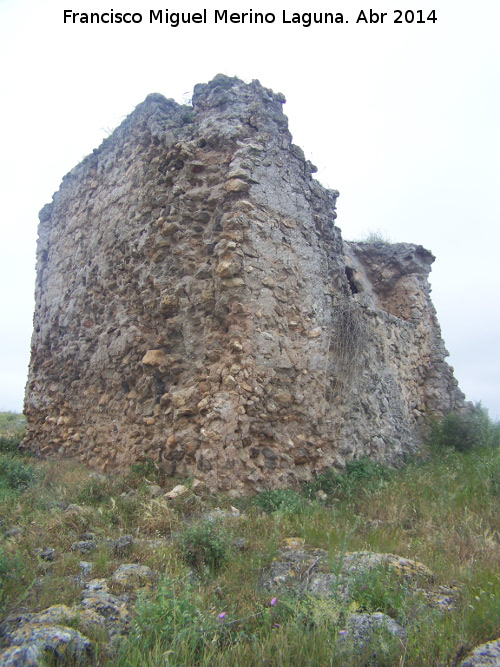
[{"left": 345, "top": 267, "right": 359, "bottom": 295}]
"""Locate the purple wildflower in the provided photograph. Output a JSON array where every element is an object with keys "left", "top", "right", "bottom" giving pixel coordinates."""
[
  {"left": 270, "top": 597, "right": 277, "bottom": 606},
  {"left": 219, "top": 612, "right": 226, "bottom": 620}
]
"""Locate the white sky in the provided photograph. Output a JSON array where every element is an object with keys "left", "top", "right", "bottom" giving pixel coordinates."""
[{"left": 0, "top": 0, "right": 498, "bottom": 419}]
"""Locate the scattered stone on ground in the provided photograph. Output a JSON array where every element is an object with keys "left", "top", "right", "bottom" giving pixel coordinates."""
[
  {"left": 232, "top": 538, "right": 247, "bottom": 551},
  {"left": 79, "top": 561, "right": 93, "bottom": 577},
  {"left": 63, "top": 504, "right": 84, "bottom": 516},
  {"left": 191, "top": 479, "right": 203, "bottom": 493},
  {"left": 109, "top": 564, "right": 156, "bottom": 593},
  {"left": 70, "top": 540, "right": 98, "bottom": 554},
  {"left": 81, "top": 532, "right": 95, "bottom": 541},
  {"left": 3, "top": 528, "right": 23, "bottom": 540},
  {"left": 80, "top": 578, "right": 132, "bottom": 635},
  {"left": 0, "top": 533, "right": 486, "bottom": 665},
  {"left": 147, "top": 484, "right": 162, "bottom": 498},
  {"left": 342, "top": 611, "right": 406, "bottom": 648},
  {"left": 165, "top": 484, "right": 188, "bottom": 499},
  {"left": 33, "top": 547, "right": 55, "bottom": 562},
  {"left": 204, "top": 506, "right": 242, "bottom": 522},
  {"left": 0, "top": 643, "right": 41, "bottom": 666},
  {"left": 113, "top": 534, "right": 133, "bottom": 555},
  {"left": 0, "top": 560, "right": 149, "bottom": 664}
]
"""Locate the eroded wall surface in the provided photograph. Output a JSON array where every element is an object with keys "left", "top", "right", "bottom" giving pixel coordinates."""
[{"left": 24, "top": 75, "right": 466, "bottom": 492}]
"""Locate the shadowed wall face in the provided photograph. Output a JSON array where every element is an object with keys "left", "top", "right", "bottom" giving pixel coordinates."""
[{"left": 24, "top": 75, "right": 466, "bottom": 493}]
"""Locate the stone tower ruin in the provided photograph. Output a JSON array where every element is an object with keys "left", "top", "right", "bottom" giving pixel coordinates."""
[{"left": 24, "top": 75, "right": 466, "bottom": 493}]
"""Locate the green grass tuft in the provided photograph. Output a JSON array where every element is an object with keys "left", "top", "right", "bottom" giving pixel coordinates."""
[
  {"left": 0, "top": 454, "right": 37, "bottom": 491},
  {"left": 179, "top": 520, "right": 231, "bottom": 573},
  {"left": 251, "top": 488, "right": 312, "bottom": 514}
]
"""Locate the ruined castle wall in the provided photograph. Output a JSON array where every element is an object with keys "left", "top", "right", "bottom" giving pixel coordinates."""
[{"left": 24, "top": 75, "right": 466, "bottom": 493}]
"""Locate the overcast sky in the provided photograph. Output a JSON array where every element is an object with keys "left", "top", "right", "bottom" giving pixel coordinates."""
[{"left": 0, "top": 0, "right": 498, "bottom": 419}]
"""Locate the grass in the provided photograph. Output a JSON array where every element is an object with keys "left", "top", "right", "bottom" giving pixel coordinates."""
[
  {"left": 251, "top": 487, "right": 315, "bottom": 514},
  {"left": 0, "top": 411, "right": 26, "bottom": 454},
  {"left": 355, "top": 229, "right": 392, "bottom": 244},
  {"left": 0, "top": 454, "right": 37, "bottom": 491},
  {"left": 0, "top": 409, "right": 499, "bottom": 665}
]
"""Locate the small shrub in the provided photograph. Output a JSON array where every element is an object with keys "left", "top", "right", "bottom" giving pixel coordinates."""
[
  {"left": 252, "top": 488, "right": 310, "bottom": 514},
  {"left": 342, "top": 458, "right": 391, "bottom": 487},
  {"left": 180, "top": 109, "right": 195, "bottom": 125},
  {"left": 0, "top": 412, "right": 26, "bottom": 455},
  {"left": 128, "top": 458, "right": 158, "bottom": 478},
  {"left": 180, "top": 520, "right": 231, "bottom": 572},
  {"left": 474, "top": 403, "right": 500, "bottom": 448},
  {"left": 0, "top": 454, "right": 36, "bottom": 491},
  {"left": 293, "top": 594, "right": 344, "bottom": 630},
  {"left": 303, "top": 459, "right": 391, "bottom": 501},
  {"left": 76, "top": 478, "right": 114, "bottom": 506},
  {"left": 431, "top": 404, "right": 500, "bottom": 452},
  {"left": 0, "top": 434, "right": 22, "bottom": 454}
]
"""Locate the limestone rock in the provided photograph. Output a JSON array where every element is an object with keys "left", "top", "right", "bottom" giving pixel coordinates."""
[
  {"left": 225, "top": 178, "right": 250, "bottom": 193},
  {"left": 263, "top": 542, "right": 458, "bottom": 611},
  {"left": 141, "top": 350, "right": 166, "bottom": 367},
  {"left": 63, "top": 504, "right": 84, "bottom": 515},
  {"left": 0, "top": 604, "right": 104, "bottom": 638},
  {"left": 113, "top": 534, "right": 133, "bottom": 555},
  {"left": 4, "top": 527, "right": 23, "bottom": 540},
  {"left": 0, "top": 644, "right": 41, "bottom": 666},
  {"left": 343, "top": 611, "right": 406, "bottom": 648},
  {"left": 0, "top": 625, "right": 92, "bottom": 666},
  {"left": 147, "top": 484, "right": 162, "bottom": 498},
  {"left": 70, "top": 539, "right": 97, "bottom": 554},
  {"left": 33, "top": 547, "right": 55, "bottom": 562},
  {"left": 165, "top": 484, "right": 188, "bottom": 499},
  {"left": 109, "top": 564, "right": 156, "bottom": 593},
  {"left": 459, "top": 639, "right": 500, "bottom": 667},
  {"left": 0, "top": 562, "right": 166, "bottom": 664},
  {"left": 80, "top": 587, "right": 130, "bottom": 624},
  {"left": 24, "top": 74, "right": 468, "bottom": 491}
]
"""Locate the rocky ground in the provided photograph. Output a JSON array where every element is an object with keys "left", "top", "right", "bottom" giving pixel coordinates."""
[
  {"left": 2, "top": 414, "right": 499, "bottom": 665},
  {"left": 0, "top": 520, "right": 497, "bottom": 666}
]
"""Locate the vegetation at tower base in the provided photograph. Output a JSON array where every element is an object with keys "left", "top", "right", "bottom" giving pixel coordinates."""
[
  {"left": 1, "top": 410, "right": 500, "bottom": 665},
  {"left": 24, "top": 74, "right": 467, "bottom": 492}
]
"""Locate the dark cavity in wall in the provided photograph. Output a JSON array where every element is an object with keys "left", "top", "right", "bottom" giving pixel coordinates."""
[{"left": 345, "top": 266, "right": 359, "bottom": 295}]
